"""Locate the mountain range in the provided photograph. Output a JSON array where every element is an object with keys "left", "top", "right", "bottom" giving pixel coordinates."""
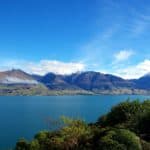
[{"left": 0, "top": 69, "right": 150, "bottom": 95}]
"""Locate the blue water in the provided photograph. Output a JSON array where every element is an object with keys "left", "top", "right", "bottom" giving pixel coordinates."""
[{"left": 0, "top": 95, "right": 150, "bottom": 149}]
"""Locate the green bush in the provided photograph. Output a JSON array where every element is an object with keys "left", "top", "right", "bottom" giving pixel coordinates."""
[
  {"left": 15, "top": 100, "right": 150, "bottom": 150},
  {"left": 133, "top": 111, "right": 150, "bottom": 141},
  {"left": 15, "top": 139, "right": 29, "bottom": 150},
  {"left": 98, "top": 100, "right": 143, "bottom": 126},
  {"left": 29, "top": 140, "right": 40, "bottom": 150},
  {"left": 92, "top": 128, "right": 142, "bottom": 150}
]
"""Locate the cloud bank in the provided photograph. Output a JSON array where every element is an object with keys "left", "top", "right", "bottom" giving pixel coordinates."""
[
  {"left": 0, "top": 60, "right": 85, "bottom": 75},
  {"left": 114, "top": 59, "right": 150, "bottom": 79},
  {"left": 0, "top": 58, "right": 150, "bottom": 79}
]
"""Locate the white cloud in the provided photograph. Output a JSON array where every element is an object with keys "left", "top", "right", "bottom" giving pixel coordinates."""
[
  {"left": 0, "top": 60, "right": 85, "bottom": 75},
  {"left": 114, "top": 50, "right": 134, "bottom": 62},
  {"left": 1, "top": 58, "right": 150, "bottom": 79},
  {"left": 114, "top": 59, "right": 150, "bottom": 79}
]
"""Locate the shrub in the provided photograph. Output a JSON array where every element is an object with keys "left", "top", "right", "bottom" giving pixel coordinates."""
[
  {"left": 15, "top": 100, "right": 150, "bottom": 150},
  {"left": 15, "top": 139, "right": 29, "bottom": 150},
  {"left": 96, "top": 129, "right": 142, "bottom": 150},
  {"left": 98, "top": 100, "right": 143, "bottom": 127}
]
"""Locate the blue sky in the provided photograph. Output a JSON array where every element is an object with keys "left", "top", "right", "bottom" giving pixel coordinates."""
[{"left": 0, "top": 0, "right": 150, "bottom": 78}]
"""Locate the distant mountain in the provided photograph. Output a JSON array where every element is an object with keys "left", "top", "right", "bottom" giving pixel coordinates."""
[
  {"left": 0, "top": 69, "right": 38, "bottom": 84},
  {"left": 36, "top": 71, "right": 149, "bottom": 94},
  {"left": 0, "top": 70, "right": 150, "bottom": 95},
  {"left": 39, "top": 73, "right": 80, "bottom": 90},
  {"left": 133, "top": 74, "right": 150, "bottom": 90},
  {"left": 64, "top": 71, "right": 134, "bottom": 91}
]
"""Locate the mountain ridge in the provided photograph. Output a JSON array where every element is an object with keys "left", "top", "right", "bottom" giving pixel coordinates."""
[{"left": 0, "top": 69, "right": 149, "bottom": 95}]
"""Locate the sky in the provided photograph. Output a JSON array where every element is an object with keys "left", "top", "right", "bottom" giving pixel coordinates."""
[{"left": 0, "top": 0, "right": 150, "bottom": 79}]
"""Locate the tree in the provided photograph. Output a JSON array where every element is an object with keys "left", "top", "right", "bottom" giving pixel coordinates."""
[
  {"left": 98, "top": 100, "right": 143, "bottom": 127},
  {"left": 15, "top": 139, "right": 29, "bottom": 150},
  {"left": 29, "top": 140, "right": 40, "bottom": 150},
  {"left": 15, "top": 100, "right": 150, "bottom": 150},
  {"left": 95, "top": 129, "right": 142, "bottom": 150}
]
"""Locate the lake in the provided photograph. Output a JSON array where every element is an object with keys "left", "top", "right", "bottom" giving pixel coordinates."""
[{"left": 0, "top": 95, "right": 150, "bottom": 149}]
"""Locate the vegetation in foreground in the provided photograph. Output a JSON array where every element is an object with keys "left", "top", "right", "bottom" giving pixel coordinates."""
[{"left": 15, "top": 100, "right": 150, "bottom": 150}]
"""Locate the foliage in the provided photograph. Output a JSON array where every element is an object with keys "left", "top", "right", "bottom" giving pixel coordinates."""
[
  {"left": 132, "top": 110, "right": 150, "bottom": 141},
  {"left": 98, "top": 100, "right": 143, "bottom": 126},
  {"left": 15, "top": 139, "right": 29, "bottom": 150},
  {"left": 88, "top": 125, "right": 143, "bottom": 150},
  {"left": 15, "top": 100, "right": 150, "bottom": 150},
  {"left": 141, "top": 140, "right": 150, "bottom": 150}
]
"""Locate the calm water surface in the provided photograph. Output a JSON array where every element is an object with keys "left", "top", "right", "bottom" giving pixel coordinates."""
[{"left": 0, "top": 95, "right": 150, "bottom": 149}]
